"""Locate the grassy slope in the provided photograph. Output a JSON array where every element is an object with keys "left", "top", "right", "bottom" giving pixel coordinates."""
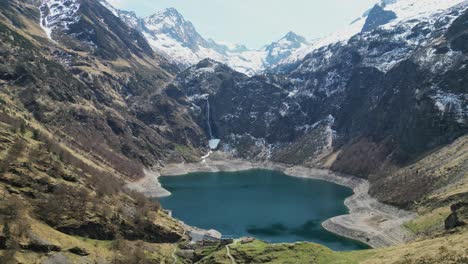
[
  {"left": 394, "top": 136, "right": 468, "bottom": 238},
  {"left": 0, "top": 93, "right": 184, "bottom": 263},
  {"left": 7, "top": 215, "right": 178, "bottom": 264},
  {"left": 197, "top": 230, "right": 467, "bottom": 264}
]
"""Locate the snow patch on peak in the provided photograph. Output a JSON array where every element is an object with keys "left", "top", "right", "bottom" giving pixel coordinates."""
[
  {"left": 282, "top": 0, "right": 466, "bottom": 66},
  {"left": 283, "top": 18, "right": 365, "bottom": 64},
  {"left": 40, "top": 0, "right": 81, "bottom": 41},
  {"left": 193, "top": 59, "right": 221, "bottom": 74},
  {"left": 110, "top": 7, "right": 309, "bottom": 75},
  {"left": 98, "top": 1, "right": 140, "bottom": 28},
  {"left": 152, "top": 7, "right": 184, "bottom": 20},
  {"left": 144, "top": 8, "right": 189, "bottom": 34},
  {"left": 118, "top": 10, "right": 139, "bottom": 28},
  {"left": 431, "top": 92, "right": 467, "bottom": 124},
  {"left": 265, "top": 31, "right": 309, "bottom": 65},
  {"left": 381, "top": 0, "right": 466, "bottom": 24},
  {"left": 283, "top": 31, "right": 307, "bottom": 43}
]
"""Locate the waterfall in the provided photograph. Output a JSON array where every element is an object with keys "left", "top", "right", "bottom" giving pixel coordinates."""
[
  {"left": 205, "top": 98, "right": 220, "bottom": 150},
  {"left": 206, "top": 99, "right": 213, "bottom": 139}
]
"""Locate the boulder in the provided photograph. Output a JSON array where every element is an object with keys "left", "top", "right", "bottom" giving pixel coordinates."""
[
  {"left": 68, "top": 246, "right": 90, "bottom": 256},
  {"left": 444, "top": 203, "right": 467, "bottom": 230},
  {"left": 0, "top": 235, "right": 6, "bottom": 249},
  {"left": 445, "top": 213, "right": 463, "bottom": 230},
  {"left": 22, "top": 234, "right": 62, "bottom": 253}
]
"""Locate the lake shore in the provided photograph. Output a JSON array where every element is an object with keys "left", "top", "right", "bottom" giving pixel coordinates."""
[{"left": 126, "top": 157, "right": 415, "bottom": 248}]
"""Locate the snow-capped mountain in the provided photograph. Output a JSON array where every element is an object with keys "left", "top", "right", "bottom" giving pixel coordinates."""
[
  {"left": 98, "top": 1, "right": 309, "bottom": 75},
  {"left": 168, "top": 0, "right": 467, "bottom": 175},
  {"left": 139, "top": 8, "right": 265, "bottom": 74},
  {"left": 40, "top": 0, "right": 155, "bottom": 60},
  {"left": 41, "top": 0, "right": 466, "bottom": 77},
  {"left": 282, "top": 0, "right": 467, "bottom": 65},
  {"left": 264, "top": 31, "right": 310, "bottom": 66}
]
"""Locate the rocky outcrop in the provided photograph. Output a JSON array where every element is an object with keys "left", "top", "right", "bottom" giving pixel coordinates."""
[
  {"left": 445, "top": 203, "right": 468, "bottom": 230},
  {"left": 361, "top": 4, "right": 396, "bottom": 32},
  {"left": 445, "top": 213, "right": 463, "bottom": 230},
  {"left": 38, "top": 205, "right": 184, "bottom": 243},
  {"left": 68, "top": 246, "right": 90, "bottom": 256},
  {"left": 20, "top": 235, "right": 62, "bottom": 253},
  {"left": 119, "top": 219, "right": 184, "bottom": 243},
  {"left": 56, "top": 221, "right": 117, "bottom": 241}
]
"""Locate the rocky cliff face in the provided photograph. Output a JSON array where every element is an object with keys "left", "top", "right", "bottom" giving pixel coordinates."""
[{"left": 361, "top": 4, "right": 397, "bottom": 32}]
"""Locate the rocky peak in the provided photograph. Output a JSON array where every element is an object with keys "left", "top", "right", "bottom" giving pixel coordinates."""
[
  {"left": 144, "top": 8, "right": 186, "bottom": 28},
  {"left": 264, "top": 31, "right": 309, "bottom": 66},
  {"left": 183, "top": 59, "right": 239, "bottom": 80},
  {"left": 283, "top": 31, "right": 308, "bottom": 43},
  {"left": 40, "top": 0, "right": 154, "bottom": 60},
  {"left": 99, "top": 0, "right": 139, "bottom": 28},
  {"left": 118, "top": 10, "right": 139, "bottom": 28},
  {"left": 361, "top": 4, "right": 397, "bottom": 32},
  {"left": 143, "top": 7, "right": 205, "bottom": 50}
]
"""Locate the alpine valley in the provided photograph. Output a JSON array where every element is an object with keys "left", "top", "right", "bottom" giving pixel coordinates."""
[{"left": 0, "top": 0, "right": 467, "bottom": 263}]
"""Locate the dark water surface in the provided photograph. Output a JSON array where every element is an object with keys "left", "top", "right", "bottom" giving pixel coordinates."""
[{"left": 159, "top": 169, "right": 369, "bottom": 251}]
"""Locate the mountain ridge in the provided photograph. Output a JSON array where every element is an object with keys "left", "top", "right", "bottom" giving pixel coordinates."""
[{"left": 98, "top": 0, "right": 311, "bottom": 75}]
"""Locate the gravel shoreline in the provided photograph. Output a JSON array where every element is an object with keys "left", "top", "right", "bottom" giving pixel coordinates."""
[{"left": 126, "top": 158, "right": 415, "bottom": 248}]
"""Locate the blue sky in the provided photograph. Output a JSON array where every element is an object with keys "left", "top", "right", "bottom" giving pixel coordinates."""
[{"left": 108, "top": 0, "right": 377, "bottom": 48}]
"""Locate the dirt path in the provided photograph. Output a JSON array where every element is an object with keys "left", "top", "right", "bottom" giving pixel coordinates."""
[
  {"left": 226, "top": 244, "right": 236, "bottom": 264},
  {"left": 171, "top": 247, "right": 178, "bottom": 264},
  {"left": 171, "top": 226, "right": 186, "bottom": 264}
]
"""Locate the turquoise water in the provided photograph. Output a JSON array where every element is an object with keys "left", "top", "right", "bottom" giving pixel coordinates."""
[{"left": 159, "top": 169, "right": 369, "bottom": 251}]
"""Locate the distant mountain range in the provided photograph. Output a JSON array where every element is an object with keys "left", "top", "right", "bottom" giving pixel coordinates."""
[
  {"left": 97, "top": 1, "right": 310, "bottom": 75},
  {"left": 40, "top": 0, "right": 467, "bottom": 76}
]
